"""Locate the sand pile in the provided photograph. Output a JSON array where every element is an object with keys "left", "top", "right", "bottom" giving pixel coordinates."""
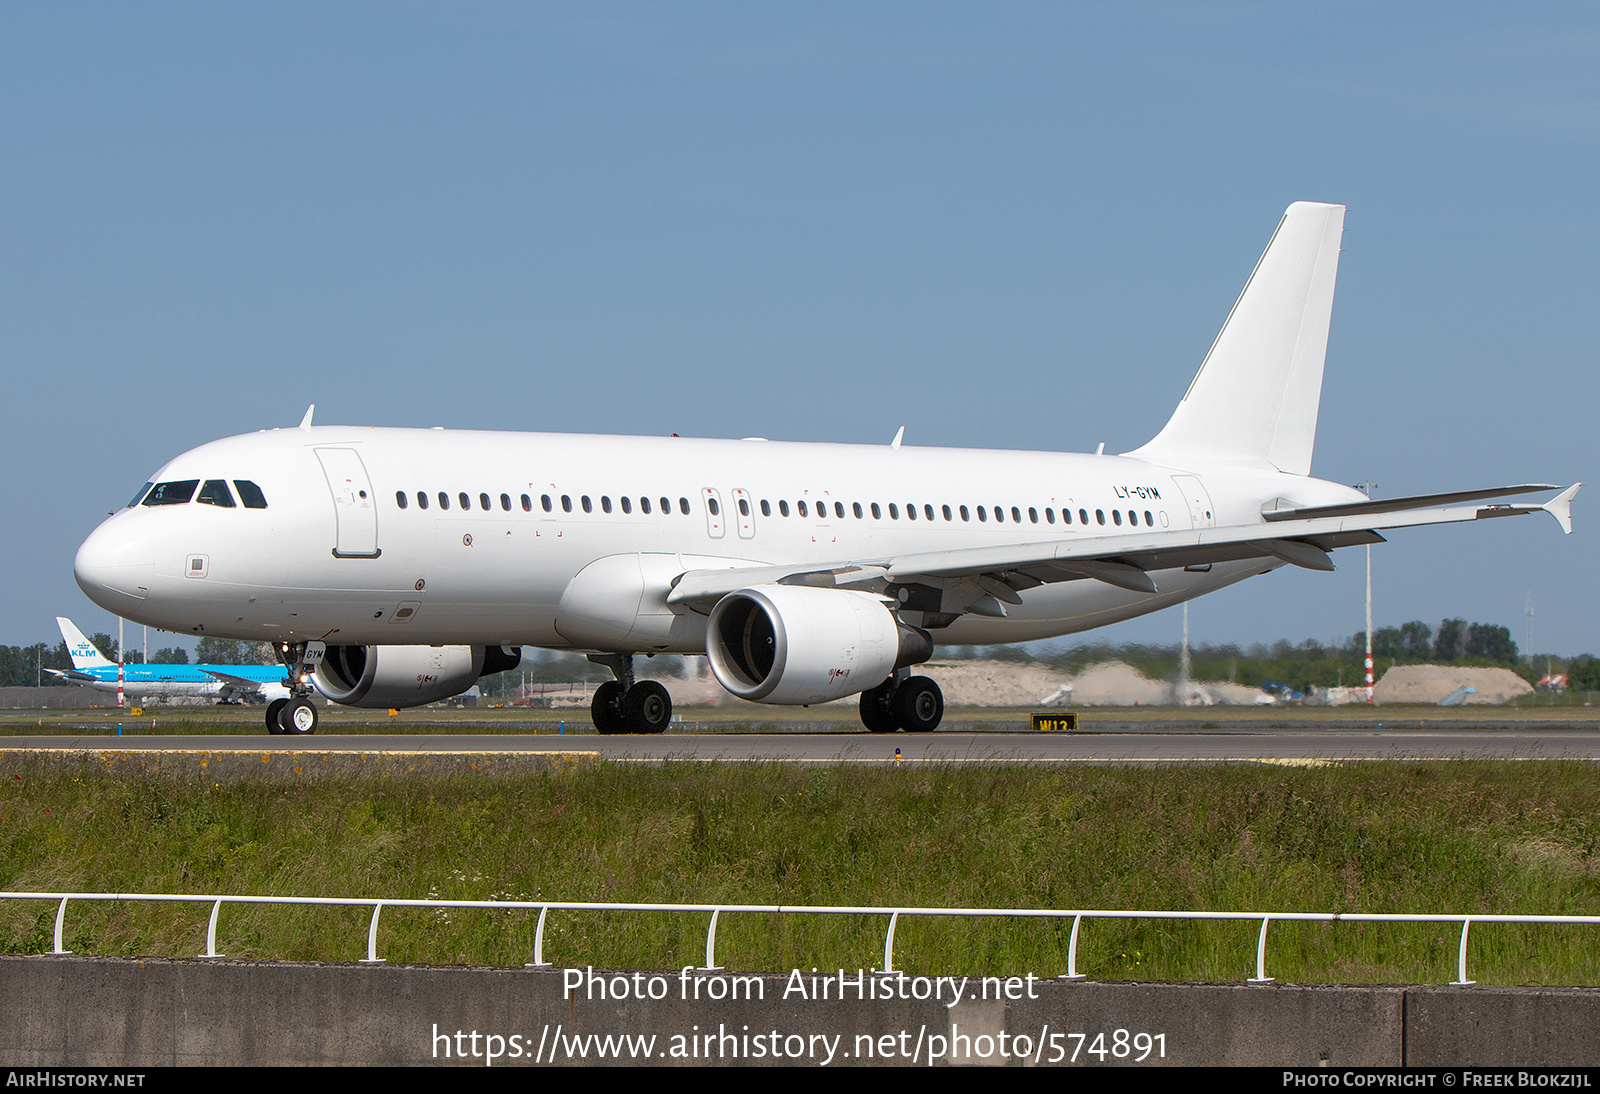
[
  {"left": 1067, "top": 660, "right": 1172, "bottom": 705},
  {"left": 654, "top": 657, "right": 1176, "bottom": 707},
  {"left": 1373, "top": 665, "right": 1533, "bottom": 705},
  {"left": 913, "top": 660, "right": 1075, "bottom": 706}
]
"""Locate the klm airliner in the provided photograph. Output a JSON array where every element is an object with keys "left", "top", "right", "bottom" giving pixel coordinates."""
[{"left": 48, "top": 617, "right": 289, "bottom": 706}]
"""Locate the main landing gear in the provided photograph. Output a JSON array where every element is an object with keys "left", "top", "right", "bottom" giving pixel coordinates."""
[
  {"left": 588, "top": 653, "right": 672, "bottom": 735},
  {"left": 859, "top": 672, "right": 944, "bottom": 733},
  {"left": 266, "top": 641, "right": 323, "bottom": 736}
]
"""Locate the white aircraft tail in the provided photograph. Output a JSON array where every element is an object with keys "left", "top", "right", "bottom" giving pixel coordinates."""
[
  {"left": 1128, "top": 201, "right": 1346, "bottom": 476},
  {"left": 56, "top": 617, "right": 117, "bottom": 669}
]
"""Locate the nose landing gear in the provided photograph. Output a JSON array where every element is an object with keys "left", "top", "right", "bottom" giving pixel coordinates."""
[
  {"left": 588, "top": 654, "right": 672, "bottom": 734},
  {"left": 266, "top": 642, "right": 323, "bottom": 735}
]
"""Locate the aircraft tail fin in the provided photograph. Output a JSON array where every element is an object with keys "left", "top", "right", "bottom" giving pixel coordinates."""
[
  {"left": 56, "top": 617, "right": 116, "bottom": 669},
  {"left": 1127, "top": 201, "right": 1346, "bottom": 475}
]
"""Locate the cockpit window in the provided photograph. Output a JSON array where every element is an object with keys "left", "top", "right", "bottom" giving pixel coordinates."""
[
  {"left": 197, "top": 480, "right": 236, "bottom": 508},
  {"left": 126, "top": 482, "right": 153, "bottom": 509},
  {"left": 233, "top": 480, "right": 268, "bottom": 509},
  {"left": 142, "top": 480, "right": 199, "bottom": 506}
]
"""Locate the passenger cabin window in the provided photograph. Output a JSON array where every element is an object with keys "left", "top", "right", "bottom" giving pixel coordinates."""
[
  {"left": 798, "top": 500, "right": 808, "bottom": 517},
  {"left": 707, "top": 497, "right": 719, "bottom": 516},
  {"left": 439, "top": 492, "right": 450, "bottom": 510},
  {"left": 459, "top": 492, "right": 471, "bottom": 510},
  {"left": 561, "top": 495, "right": 572, "bottom": 513},
  {"left": 760, "top": 499, "right": 771, "bottom": 517},
  {"left": 418, "top": 492, "right": 429, "bottom": 510},
  {"left": 1044, "top": 508, "right": 1054, "bottom": 524},
  {"left": 852, "top": 502, "right": 862, "bottom": 519},
  {"left": 197, "top": 480, "right": 236, "bottom": 508},
  {"left": 601, "top": 496, "right": 612, "bottom": 514},
  {"left": 500, "top": 493, "right": 511, "bottom": 511},
  {"left": 581, "top": 496, "right": 592, "bottom": 513},
  {"left": 738, "top": 498, "right": 749, "bottom": 517},
  {"left": 835, "top": 502, "right": 846, "bottom": 519},
  {"left": 678, "top": 498, "right": 689, "bottom": 515},
  {"left": 395, "top": 491, "right": 408, "bottom": 510},
  {"left": 641, "top": 497, "right": 652, "bottom": 514},
  {"left": 143, "top": 480, "right": 199, "bottom": 506},
  {"left": 621, "top": 496, "right": 632, "bottom": 514},
  {"left": 888, "top": 503, "right": 898, "bottom": 519},
  {"left": 978, "top": 506, "right": 988, "bottom": 522},
  {"left": 542, "top": 495, "right": 553, "bottom": 512},
  {"left": 959, "top": 505, "right": 970, "bottom": 522}
]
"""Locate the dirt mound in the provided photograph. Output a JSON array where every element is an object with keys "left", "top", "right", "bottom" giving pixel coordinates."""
[
  {"left": 914, "top": 660, "right": 1075, "bottom": 706},
  {"left": 656, "top": 657, "right": 1171, "bottom": 707},
  {"left": 1373, "top": 665, "right": 1532, "bottom": 705},
  {"left": 1067, "top": 660, "right": 1172, "bottom": 706}
]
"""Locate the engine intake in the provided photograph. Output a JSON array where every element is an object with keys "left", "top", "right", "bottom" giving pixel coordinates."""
[
  {"left": 706, "top": 585, "right": 932, "bottom": 705},
  {"left": 313, "top": 644, "right": 519, "bottom": 709}
]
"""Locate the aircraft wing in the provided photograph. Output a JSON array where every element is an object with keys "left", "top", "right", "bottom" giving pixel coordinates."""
[
  {"left": 199, "top": 669, "right": 275, "bottom": 697},
  {"left": 667, "top": 483, "right": 1578, "bottom": 615}
]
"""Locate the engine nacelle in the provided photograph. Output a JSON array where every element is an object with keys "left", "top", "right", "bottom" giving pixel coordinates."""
[
  {"left": 313, "top": 644, "right": 520, "bottom": 709},
  {"left": 706, "top": 585, "right": 932, "bottom": 705}
]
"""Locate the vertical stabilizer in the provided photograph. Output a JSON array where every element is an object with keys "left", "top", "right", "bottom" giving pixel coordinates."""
[
  {"left": 56, "top": 617, "right": 116, "bottom": 669},
  {"left": 1128, "top": 202, "right": 1345, "bottom": 475}
]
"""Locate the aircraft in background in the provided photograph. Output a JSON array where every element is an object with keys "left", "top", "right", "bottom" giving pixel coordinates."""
[
  {"left": 47, "top": 616, "right": 289, "bottom": 706},
  {"left": 72, "top": 202, "right": 1578, "bottom": 736}
]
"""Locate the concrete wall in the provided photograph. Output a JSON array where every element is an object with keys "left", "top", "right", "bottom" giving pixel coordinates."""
[
  {"left": 0, "top": 687, "right": 99, "bottom": 710},
  {"left": 2, "top": 956, "right": 1596, "bottom": 1067}
]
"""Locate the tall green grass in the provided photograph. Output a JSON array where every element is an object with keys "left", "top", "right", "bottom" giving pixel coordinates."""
[{"left": 3, "top": 761, "right": 1597, "bottom": 984}]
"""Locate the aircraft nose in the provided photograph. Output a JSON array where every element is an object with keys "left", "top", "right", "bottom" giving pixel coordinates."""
[{"left": 74, "top": 520, "right": 154, "bottom": 610}]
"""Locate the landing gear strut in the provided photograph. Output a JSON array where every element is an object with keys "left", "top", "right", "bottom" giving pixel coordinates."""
[
  {"left": 588, "top": 653, "right": 672, "bottom": 734},
  {"left": 858, "top": 671, "right": 944, "bottom": 733},
  {"left": 266, "top": 641, "right": 323, "bottom": 736}
]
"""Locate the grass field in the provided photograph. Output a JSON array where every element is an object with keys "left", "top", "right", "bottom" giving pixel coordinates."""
[{"left": 3, "top": 756, "right": 1598, "bottom": 985}]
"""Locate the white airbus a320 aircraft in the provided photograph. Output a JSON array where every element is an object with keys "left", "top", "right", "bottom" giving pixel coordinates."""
[{"left": 73, "top": 203, "right": 1577, "bottom": 736}]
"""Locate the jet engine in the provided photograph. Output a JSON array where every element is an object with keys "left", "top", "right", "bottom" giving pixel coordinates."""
[
  {"left": 313, "top": 644, "right": 521, "bottom": 709},
  {"left": 706, "top": 585, "right": 932, "bottom": 705}
]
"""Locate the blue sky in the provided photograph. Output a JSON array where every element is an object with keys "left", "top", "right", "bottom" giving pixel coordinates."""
[{"left": 3, "top": 3, "right": 1595, "bottom": 656}]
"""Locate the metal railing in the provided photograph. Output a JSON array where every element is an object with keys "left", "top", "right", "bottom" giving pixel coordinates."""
[{"left": 3, "top": 889, "right": 1597, "bottom": 986}]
